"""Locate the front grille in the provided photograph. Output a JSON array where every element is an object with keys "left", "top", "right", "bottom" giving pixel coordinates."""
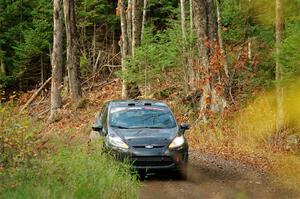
[
  {"left": 131, "top": 156, "right": 173, "bottom": 167},
  {"left": 132, "top": 145, "right": 164, "bottom": 149}
]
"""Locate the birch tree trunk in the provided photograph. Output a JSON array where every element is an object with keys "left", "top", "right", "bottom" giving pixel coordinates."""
[
  {"left": 63, "top": 0, "right": 82, "bottom": 101},
  {"left": 119, "top": 0, "right": 129, "bottom": 99},
  {"left": 276, "top": 0, "right": 284, "bottom": 135},
  {"left": 141, "top": 0, "right": 148, "bottom": 40},
  {"left": 127, "top": 0, "right": 132, "bottom": 55},
  {"left": 49, "top": 0, "right": 63, "bottom": 122},
  {"left": 180, "top": 0, "right": 187, "bottom": 39}
]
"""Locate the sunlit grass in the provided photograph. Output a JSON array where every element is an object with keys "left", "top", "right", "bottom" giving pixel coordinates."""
[
  {"left": 0, "top": 140, "right": 139, "bottom": 199},
  {"left": 188, "top": 84, "right": 300, "bottom": 192},
  {"left": 0, "top": 105, "right": 139, "bottom": 199}
]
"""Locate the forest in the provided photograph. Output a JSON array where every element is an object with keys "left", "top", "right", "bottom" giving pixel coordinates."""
[{"left": 1, "top": 0, "right": 300, "bottom": 198}]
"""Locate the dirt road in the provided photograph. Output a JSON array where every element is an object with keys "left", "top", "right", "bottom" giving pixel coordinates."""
[{"left": 139, "top": 151, "right": 297, "bottom": 199}]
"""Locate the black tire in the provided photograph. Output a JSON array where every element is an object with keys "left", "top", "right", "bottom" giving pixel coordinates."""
[
  {"left": 138, "top": 170, "right": 146, "bottom": 181},
  {"left": 178, "top": 164, "right": 188, "bottom": 180}
]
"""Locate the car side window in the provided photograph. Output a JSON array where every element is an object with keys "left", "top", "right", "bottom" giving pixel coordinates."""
[{"left": 101, "top": 104, "right": 108, "bottom": 129}]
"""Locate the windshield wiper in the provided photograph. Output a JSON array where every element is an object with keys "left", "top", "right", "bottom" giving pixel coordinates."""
[
  {"left": 110, "top": 125, "right": 129, "bottom": 129},
  {"left": 143, "top": 126, "right": 165, "bottom": 129}
]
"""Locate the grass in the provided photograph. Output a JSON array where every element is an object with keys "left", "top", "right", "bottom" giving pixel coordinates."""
[
  {"left": 272, "top": 154, "right": 300, "bottom": 192},
  {"left": 0, "top": 140, "right": 139, "bottom": 199},
  {"left": 0, "top": 103, "right": 139, "bottom": 199},
  {"left": 187, "top": 87, "right": 300, "bottom": 194}
]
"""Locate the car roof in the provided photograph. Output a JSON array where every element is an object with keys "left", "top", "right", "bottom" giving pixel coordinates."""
[{"left": 107, "top": 99, "right": 169, "bottom": 108}]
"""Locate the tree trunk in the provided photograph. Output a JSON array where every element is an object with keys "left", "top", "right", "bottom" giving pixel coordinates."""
[
  {"left": 206, "top": 0, "right": 218, "bottom": 49},
  {"left": 49, "top": 0, "right": 63, "bottom": 122},
  {"left": 0, "top": 59, "right": 6, "bottom": 76},
  {"left": 275, "top": 0, "right": 284, "bottom": 135},
  {"left": 141, "top": 0, "right": 148, "bottom": 40},
  {"left": 180, "top": 0, "right": 187, "bottom": 39},
  {"left": 132, "top": 0, "right": 143, "bottom": 56},
  {"left": 186, "top": 0, "right": 196, "bottom": 92},
  {"left": 193, "top": 0, "right": 211, "bottom": 120},
  {"left": 41, "top": 56, "right": 45, "bottom": 96},
  {"left": 119, "top": 0, "right": 129, "bottom": 99},
  {"left": 247, "top": 0, "right": 253, "bottom": 65},
  {"left": 181, "top": 0, "right": 193, "bottom": 93},
  {"left": 193, "top": 0, "right": 227, "bottom": 120},
  {"left": 215, "top": 0, "right": 229, "bottom": 78},
  {"left": 63, "top": 0, "right": 82, "bottom": 101},
  {"left": 127, "top": 0, "right": 132, "bottom": 55},
  {"left": 190, "top": 0, "right": 194, "bottom": 31},
  {"left": 93, "top": 23, "right": 96, "bottom": 66},
  {"left": 127, "top": 0, "right": 143, "bottom": 98}
]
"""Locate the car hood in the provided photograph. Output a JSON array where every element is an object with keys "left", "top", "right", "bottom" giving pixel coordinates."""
[{"left": 109, "top": 127, "right": 178, "bottom": 146}]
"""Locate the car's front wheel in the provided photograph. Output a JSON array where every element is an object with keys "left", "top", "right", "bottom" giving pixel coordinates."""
[
  {"left": 89, "top": 130, "right": 101, "bottom": 142},
  {"left": 178, "top": 163, "right": 188, "bottom": 180}
]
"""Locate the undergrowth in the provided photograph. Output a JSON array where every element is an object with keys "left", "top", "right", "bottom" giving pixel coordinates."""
[
  {"left": 185, "top": 86, "right": 300, "bottom": 194},
  {"left": 0, "top": 103, "right": 42, "bottom": 169},
  {"left": 0, "top": 104, "right": 139, "bottom": 199},
  {"left": 0, "top": 142, "right": 139, "bottom": 199}
]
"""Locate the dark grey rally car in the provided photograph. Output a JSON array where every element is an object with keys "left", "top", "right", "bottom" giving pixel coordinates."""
[{"left": 91, "top": 100, "right": 189, "bottom": 175}]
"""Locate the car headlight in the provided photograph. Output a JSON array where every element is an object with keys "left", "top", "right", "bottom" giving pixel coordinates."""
[
  {"left": 169, "top": 135, "right": 185, "bottom": 149},
  {"left": 107, "top": 135, "right": 129, "bottom": 149}
]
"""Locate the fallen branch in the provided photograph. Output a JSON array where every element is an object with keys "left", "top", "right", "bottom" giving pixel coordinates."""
[
  {"left": 38, "top": 108, "right": 50, "bottom": 118},
  {"left": 81, "top": 70, "right": 101, "bottom": 86},
  {"left": 93, "top": 79, "right": 116, "bottom": 89},
  {"left": 20, "top": 77, "right": 52, "bottom": 113},
  {"left": 83, "top": 79, "right": 116, "bottom": 91}
]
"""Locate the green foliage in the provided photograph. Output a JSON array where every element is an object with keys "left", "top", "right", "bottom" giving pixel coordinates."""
[
  {"left": 221, "top": 0, "right": 248, "bottom": 44},
  {"left": 14, "top": 0, "right": 52, "bottom": 67},
  {"left": 0, "top": 141, "right": 139, "bottom": 199},
  {"left": 280, "top": 24, "right": 300, "bottom": 80},
  {"left": 0, "top": 0, "right": 118, "bottom": 92},
  {"left": 118, "top": 22, "right": 188, "bottom": 90},
  {"left": 80, "top": 53, "right": 90, "bottom": 77},
  {"left": 0, "top": 104, "right": 42, "bottom": 168},
  {"left": 279, "top": 0, "right": 300, "bottom": 81},
  {"left": 0, "top": 0, "right": 52, "bottom": 91},
  {"left": 0, "top": 102, "right": 139, "bottom": 198},
  {"left": 148, "top": 0, "right": 179, "bottom": 29},
  {"left": 220, "top": 0, "right": 277, "bottom": 93},
  {"left": 77, "top": 0, "right": 118, "bottom": 27}
]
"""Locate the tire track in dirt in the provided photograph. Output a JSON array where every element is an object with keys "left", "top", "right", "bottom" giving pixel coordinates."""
[{"left": 139, "top": 151, "right": 297, "bottom": 199}]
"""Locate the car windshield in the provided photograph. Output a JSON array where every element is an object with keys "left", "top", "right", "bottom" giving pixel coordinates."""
[{"left": 109, "top": 106, "right": 176, "bottom": 129}]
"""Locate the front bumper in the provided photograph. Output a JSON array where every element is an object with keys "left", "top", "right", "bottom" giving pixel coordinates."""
[{"left": 106, "top": 144, "right": 188, "bottom": 170}]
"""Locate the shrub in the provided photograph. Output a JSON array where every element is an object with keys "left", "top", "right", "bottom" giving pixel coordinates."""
[
  {"left": 0, "top": 140, "right": 139, "bottom": 199},
  {"left": 0, "top": 104, "right": 41, "bottom": 169}
]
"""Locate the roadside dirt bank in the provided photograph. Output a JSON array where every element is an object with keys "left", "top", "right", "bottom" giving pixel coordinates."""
[{"left": 139, "top": 150, "right": 298, "bottom": 199}]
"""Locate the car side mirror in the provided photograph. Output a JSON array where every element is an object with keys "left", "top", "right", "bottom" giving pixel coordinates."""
[
  {"left": 92, "top": 125, "right": 103, "bottom": 132},
  {"left": 92, "top": 112, "right": 104, "bottom": 133},
  {"left": 180, "top": 123, "right": 189, "bottom": 130}
]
